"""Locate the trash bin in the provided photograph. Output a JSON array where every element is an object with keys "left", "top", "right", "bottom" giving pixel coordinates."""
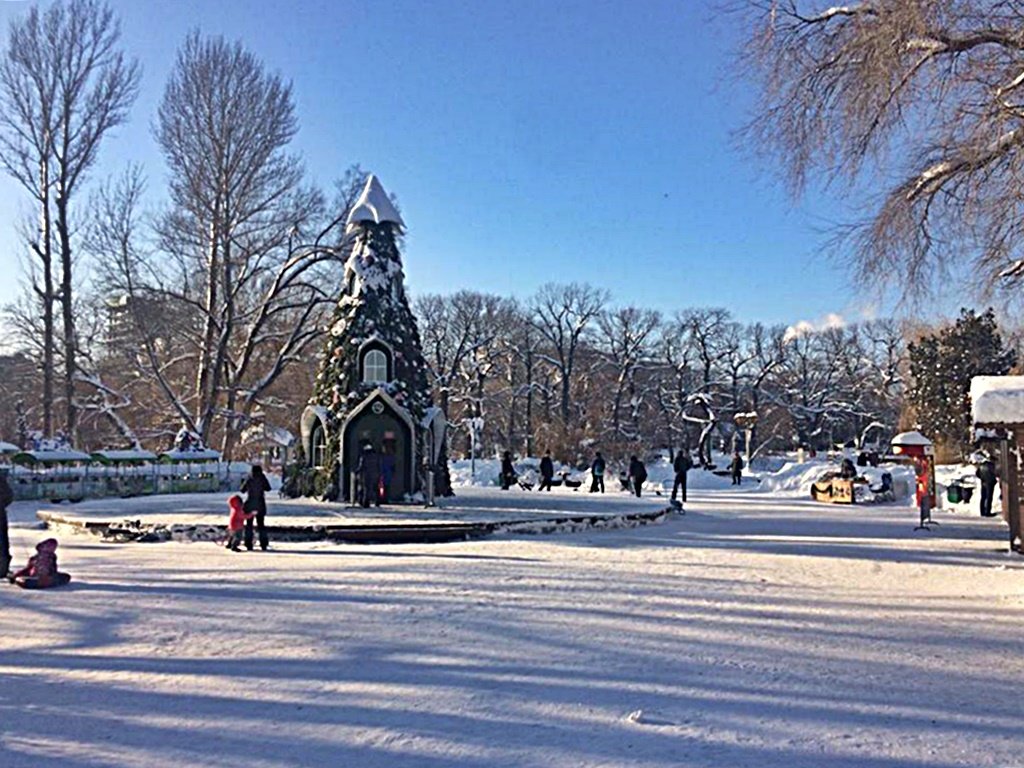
[
  {"left": 946, "top": 483, "right": 963, "bottom": 504},
  {"left": 961, "top": 485, "right": 974, "bottom": 503}
]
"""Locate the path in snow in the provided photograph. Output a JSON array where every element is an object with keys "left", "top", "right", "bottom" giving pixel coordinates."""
[{"left": 1, "top": 490, "right": 1021, "bottom": 767}]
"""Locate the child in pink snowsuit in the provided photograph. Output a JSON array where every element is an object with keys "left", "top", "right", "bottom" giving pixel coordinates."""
[
  {"left": 225, "top": 494, "right": 253, "bottom": 552},
  {"left": 9, "top": 538, "right": 71, "bottom": 589}
]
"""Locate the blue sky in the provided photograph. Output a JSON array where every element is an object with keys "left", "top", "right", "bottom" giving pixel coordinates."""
[{"left": 0, "top": 0, "right": 870, "bottom": 329}]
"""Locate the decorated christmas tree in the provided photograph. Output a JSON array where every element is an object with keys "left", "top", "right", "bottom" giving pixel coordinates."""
[{"left": 307, "top": 175, "right": 452, "bottom": 497}]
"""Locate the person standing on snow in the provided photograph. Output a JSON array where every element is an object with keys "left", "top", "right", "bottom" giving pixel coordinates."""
[
  {"left": 628, "top": 455, "right": 647, "bottom": 497},
  {"left": 977, "top": 457, "right": 998, "bottom": 517},
  {"left": 357, "top": 443, "right": 382, "bottom": 507},
  {"left": 590, "top": 452, "right": 606, "bottom": 493},
  {"left": 241, "top": 464, "right": 273, "bottom": 551},
  {"left": 380, "top": 444, "right": 396, "bottom": 504},
  {"left": 539, "top": 450, "right": 555, "bottom": 492},
  {"left": 729, "top": 451, "right": 744, "bottom": 486},
  {"left": 500, "top": 451, "right": 517, "bottom": 490},
  {"left": 672, "top": 449, "right": 693, "bottom": 504},
  {"left": 0, "top": 469, "right": 13, "bottom": 577}
]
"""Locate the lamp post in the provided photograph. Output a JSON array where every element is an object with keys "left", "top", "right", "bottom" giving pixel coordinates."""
[
  {"left": 734, "top": 412, "right": 759, "bottom": 468},
  {"left": 468, "top": 416, "right": 484, "bottom": 482}
]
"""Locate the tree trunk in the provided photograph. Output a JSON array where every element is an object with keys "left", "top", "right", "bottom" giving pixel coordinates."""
[
  {"left": 38, "top": 157, "right": 54, "bottom": 438},
  {"left": 56, "top": 187, "right": 77, "bottom": 442}
]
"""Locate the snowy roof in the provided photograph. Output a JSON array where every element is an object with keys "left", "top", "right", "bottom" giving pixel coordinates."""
[
  {"left": 0, "top": 441, "right": 19, "bottom": 454},
  {"left": 890, "top": 431, "right": 933, "bottom": 447},
  {"left": 91, "top": 450, "right": 158, "bottom": 464},
  {"left": 346, "top": 174, "right": 405, "bottom": 230},
  {"left": 971, "top": 375, "right": 1024, "bottom": 426},
  {"left": 159, "top": 449, "right": 222, "bottom": 463},
  {"left": 240, "top": 424, "right": 296, "bottom": 447},
  {"left": 12, "top": 449, "right": 92, "bottom": 465}
]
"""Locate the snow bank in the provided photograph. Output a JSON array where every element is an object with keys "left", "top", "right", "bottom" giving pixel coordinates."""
[
  {"left": 971, "top": 375, "right": 1024, "bottom": 425},
  {"left": 756, "top": 459, "right": 915, "bottom": 502}
]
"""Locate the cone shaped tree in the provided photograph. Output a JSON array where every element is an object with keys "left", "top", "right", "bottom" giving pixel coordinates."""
[{"left": 307, "top": 175, "right": 452, "bottom": 498}]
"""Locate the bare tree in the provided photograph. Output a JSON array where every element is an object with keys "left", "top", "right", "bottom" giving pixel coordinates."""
[
  {"left": 596, "top": 306, "right": 662, "bottom": 444},
  {"left": 153, "top": 33, "right": 338, "bottom": 456},
  {"left": 0, "top": 0, "right": 139, "bottom": 439},
  {"left": 741, "top": 1, "right": 1024, "bottom": 298},
  {"left": 530, "top": 282, "right": 608, "bottom": 428}
]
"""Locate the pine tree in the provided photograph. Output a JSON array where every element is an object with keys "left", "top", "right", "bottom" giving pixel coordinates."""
[
  {"left": 908, "top": 308, "right": 1017, "bottom": 456},
  {"left": 310, "top": 192, "right": 452, "bottom": 497}
]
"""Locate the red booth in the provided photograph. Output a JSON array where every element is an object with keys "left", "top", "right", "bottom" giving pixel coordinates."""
[{"left": 890, "top": 431, "right": 935, "bottom": 508}]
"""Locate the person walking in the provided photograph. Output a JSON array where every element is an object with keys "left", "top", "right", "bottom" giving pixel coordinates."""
[
  {"left": 500, "top": 451, "right": 517, "bottom": 490},
  {"left": 977, "top": 456, "right": 999, "bottom": 517},
  {"left": 628, "top": 455, "right": 647, "bottom": 498},
  {"left": 225, "top": 494, "right": 254, "bottom": 552},
  {"left": 0, "top": 468, "right": 13, "bottom": 577},
  {"left": 729, "top": 451, "right": 744, "bottom": 486},
  {"left": 539, "top": 450, "right": 555, "bottom": 492},
  {"left": 380, "top": 444, "right": 395, "bottom": 504},
  {"left": 672, "top": 449, "right": 692, "bottom": 505},
  {"left": 241, "top": 464, "right": 273, "bottom": 551},
  {"left": 590, "top": 452, "right": 606, "bottom": 493},
  {"left": 357, "top": 443, "right": 382, "bottom": 507}
]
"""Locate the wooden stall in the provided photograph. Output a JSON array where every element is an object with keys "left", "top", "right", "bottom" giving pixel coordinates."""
[{"left": 970, "top": 376, "right": 1024, "bottom": 554}]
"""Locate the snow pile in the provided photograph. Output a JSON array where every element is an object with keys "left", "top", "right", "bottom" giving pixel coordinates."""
[
  {"left": 495, "top": 511, "right": 667, "bottom": 536},
  {"left": 971, "top": 375, "right": 1024, "bottom": 425},
  {"left": 756, "top": 459, "right": 915, "bottom": 502},
  {"left": 450, "top": 458, "right": 503, "bottom": 487},
  {"left": 757, "top": 460, "right": 834, "bottom": 496}
]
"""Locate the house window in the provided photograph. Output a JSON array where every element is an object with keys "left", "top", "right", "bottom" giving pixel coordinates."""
[
  {"left": 310, "top": 423, "right": 327, "bottom": 468},
  {"left": 363, "top": 348, "right": 389, "bottom": 383}
]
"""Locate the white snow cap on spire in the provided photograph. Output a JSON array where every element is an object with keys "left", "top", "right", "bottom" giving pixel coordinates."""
[{"left": 346, "top": 174, "right": 405, "bottom": 230}]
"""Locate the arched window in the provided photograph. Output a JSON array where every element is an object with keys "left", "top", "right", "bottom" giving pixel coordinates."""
[
  {"left": 362, "top": 348, "right": 389, "bottom": 383},
  {"left": 310, "top": 423, "right": 327, "bottom": 468}
]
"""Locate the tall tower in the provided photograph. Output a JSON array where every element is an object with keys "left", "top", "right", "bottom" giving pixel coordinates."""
[{"left": 300, "top": 175, "right": 450, "bottom": 500}]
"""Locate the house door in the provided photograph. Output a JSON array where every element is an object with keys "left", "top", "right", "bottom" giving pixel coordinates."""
[{"left": 343, "top": 405, "right": 412, "bottom": 501}]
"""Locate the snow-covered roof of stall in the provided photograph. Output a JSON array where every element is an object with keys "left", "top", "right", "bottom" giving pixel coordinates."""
[
  {"left": 890, "top": 430, "right": 933, "bottom": 447},
  {"left": 346, "top": 174, "right": 404, "bottom": 230},
  {"left": 91, "top": 449, "right": 158, "bottom": 463},
  {"left": 240, "top": 424, "right": 296, "bottom": 447},
  {"left": 12, "top": 449, "right": 93, "bottom": 464},
  {"left": 0, "top": 441, "right": 19, "bottom": 454},
  {"left": 159, "top": 449, "right": 222, "bottom": 462},
  {"left": 971, "top": 375, "right": 1024, "bottom": 426}
]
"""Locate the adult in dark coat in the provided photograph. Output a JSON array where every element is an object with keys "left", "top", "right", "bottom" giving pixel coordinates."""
[
  {"left": 500, "top": 451, "right": 516, "bottom": 490},
  {"left": 241, "top": 464, "right": 273, "bottom": 551},
  {"left": 977, "top": 458, "right": 998, "bottom": 517},
  {"left": 672, "top": 450, "right": 693, "bottom": 504},
  {"left": 628, "top": 455, "right": 647, "bottom": 498},
  {"left": 0, "top": 469, "right": 13, "bottom": 577},
  {"left": 590, "top": 452, "right": 606, "bottom": 493},
  {"left": 539, "top": 451, "right": 555, "bottom": 492},
  {"left": 729, "top": 451, "right": 744, "bottom": 485},
  {"left": 380, "top": 445, "right": 396, "bottom": 504},
  {"left": 357, "top": 444, "right": 382, "bottom": 507}
]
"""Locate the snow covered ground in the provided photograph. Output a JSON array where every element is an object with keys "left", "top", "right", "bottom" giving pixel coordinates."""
[{"left": 1, "top": 488, "right": 1022, "bottom": 767}]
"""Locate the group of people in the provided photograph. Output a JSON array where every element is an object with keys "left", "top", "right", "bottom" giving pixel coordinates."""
[
  {"left": 499, "top": 447, "right": 735, "bottom": 505},
  {"left": 354, "top": 441, "right": 397, "bottom": 508},
  {"left": 224, "top": 464, "right": 273, "bottom": 551}
]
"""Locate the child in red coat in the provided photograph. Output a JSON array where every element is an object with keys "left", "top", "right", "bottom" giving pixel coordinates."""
[
  {"left": 9, "top": 538, "right": 71, "bottom": 589},
  {"left": 225, "top": 494, "right": 253, "bottom": 551}
]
